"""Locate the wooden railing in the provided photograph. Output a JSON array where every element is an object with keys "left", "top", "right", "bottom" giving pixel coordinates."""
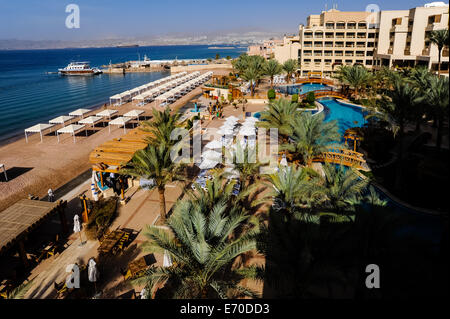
[
  {"left": 313, "top": 147, "right": 369, "bottom": 171},
  {"left": 299, "top": 89, "right": 348, "bottom": 100},
  {"left": 295, "top": 78, "right": 335, "bottom": 85}
]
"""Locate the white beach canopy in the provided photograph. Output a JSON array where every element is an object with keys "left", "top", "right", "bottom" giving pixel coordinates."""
[
  {"left": 69, "top": 108, "right": 91, "bottom": 119},
  {"left": 123, "top": 109, "right": 145, "bottom": 121},
  {"left": 204, "top": 140, "right": 223, "bottom": 149},
  {"left": 24, "top": 123, "right": 55, "bottom": 143},
  {"left": 109, "top": 116, "right": 131, "bottom": 133},
  {"left": 79, "top": 116, "right": 103, "bottom": 128},
  {"left": 239, "top": 128, "right": 257, "bottom": 136},
  {"left": 56, "top": 124, "right": 86, "bottom": 143},
  {"left": 96, "top": 109, "right": 118, "bottom": 120},
  {"left": 49, "top": 115, "right": 74, "bottom": 127}
]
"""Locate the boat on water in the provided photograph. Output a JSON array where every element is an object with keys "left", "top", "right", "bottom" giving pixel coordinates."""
[{"left": 58, "top": 62, "right": 102, "bottom": 76}]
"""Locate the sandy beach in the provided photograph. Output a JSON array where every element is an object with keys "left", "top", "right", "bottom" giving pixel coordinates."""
[{"left": 0, "top": 70, "right": 232, "bottom": 212}]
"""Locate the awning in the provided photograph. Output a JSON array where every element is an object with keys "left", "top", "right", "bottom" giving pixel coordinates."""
[
  {"left": 56, "top": 124, "right": 86, "bottom": 143},
  {"left": 24, "top": 123, "right": 55, "bottom": 143},
  {"left": 49, "top": 115, "right": 74, "bottom": 126}
]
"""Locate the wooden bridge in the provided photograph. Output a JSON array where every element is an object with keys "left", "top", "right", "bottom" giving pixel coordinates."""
[
  {"left": 312, "top": 147, "right": 369, "bottom": 171},
  {"left": 299, "top": 89, "right": 348, "bottom": 100}
]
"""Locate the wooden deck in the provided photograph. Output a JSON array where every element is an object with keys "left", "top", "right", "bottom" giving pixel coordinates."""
[{"left": 299, "top": 90, "right": 348, "bottom": 100}]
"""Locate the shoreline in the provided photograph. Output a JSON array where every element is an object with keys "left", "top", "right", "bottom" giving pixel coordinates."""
[{"left": 0, "top": 68, "right": 232, "bottom": 212}]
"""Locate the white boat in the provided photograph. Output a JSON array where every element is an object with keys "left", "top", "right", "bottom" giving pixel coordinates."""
[{"left": 59, "top": 62, "right": 102, "bottom": 76}]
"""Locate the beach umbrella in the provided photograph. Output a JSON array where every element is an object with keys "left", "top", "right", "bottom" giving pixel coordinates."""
[
  {"left": 202, "top": 149, "right": 222, "bottom": 161},
  {"left": 220, "top": 122, "right": 236, "bottom": 129},
  {"left": 280, "top": 154, "right": 288, "bottom": 167},
  {"left": 91, "top": 183, "right": 98, "bottom": 201},
  {"left": 217, "top": 128, "right": 234, "bottom": 136},
  {"left": 73, "top": 215, "right": 84, "bottom": 246},
  {"left": 205, "top": 140, "right": 223, "bottom": 149},
  {"left": 88, "top": 258, "right": 99, "bottom": 294},
  {"left": 198, "top": 159, "right": 220, "bottom": 170},
  {"left": 163, "top": 250, "right": 173, "bottom": 268},
  {"left": 239, "top": 127, "right": 257, "bottom": 136},
  {"left": 226, "top": 116, "right": 239, "bottom": 121}
]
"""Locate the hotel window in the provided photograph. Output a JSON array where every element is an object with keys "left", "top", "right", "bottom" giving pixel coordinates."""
[
  {"left": 336, "top": 32, "right": 345, "bottom": 38},
  {"left": 408, "top": 20, "right": 413, "bottom": 27},
  {"left": 315, "top": 32, "right": 323, "bottom": 38},
  {"left": 366, "top": 51, "right": 373, "bottom": 57},
  {"left": 314, "top": 59, "right": 322, "bottom": 63},
  {"left": 324, "top": 50, "right": 333, "bottom": 56},
  {"left": 355, "top": 60, "right": 364, "bottom": 64},
  {"left": 356, "top": 51, "right": 365, "bottom": 57},
  {"left": 358, "top": 22, "right": 367, "bottom": 29},
  {"left": 365, "top": 60, "right": 373, "bottom": 65},
  {"left": 314, "top": 51, "right": 322, "bottom": 56},
  {"left": 335, "top": 42, "right": 344, "bottom": 47},
  {"left": 314, "top": 42, "right": 323, "bottom": 47},
  {"left": 325, "top": 32, "right": 334, "bottom": 38},
  {"left": 325, "top": 41, "right": 333, "bottom": 47},
  {"left": 346, "top": 42, "right": 355, "bottom": 48},
  {"left": 368, "top": 33, "right": 376, "bottom": 39},
  {"left": 326, "top": 22, "right": 335, "bottom": 29},
  {"left": 357, "top": 42, "right": 365, "bottom": 48},
  {"left": 335, "top": 59, "right": 342, "bottom": 63},
  {"left": 336, "top": 22, "right": 345, "bottom": 29},
  {"left": 304, "top": 50, "right": 312, "bottom": 56},
  {"left": 335, "top": 51, "right": 343, "bottom": 56},
  {"left": 345, "top": 51, "right": 354, "bottom": 57},
  {"left": 325, "top": 59, "right": 332, "bottom": 63},
  {"left": 304, "top": 41, "right": 312, "bottom": 47},
  {"left": 345, "top": 59, "right": 353, "bottom": 64},
  {"left": 392, "top": 18, "right": 402, "bottom": 27},
  {"left": 357, "top": 32, "right": 366, "bottom": 39},
  {"left": 347, "top": 22, "right": 356, "bottom": 29},
  {"left": 305, "top": 32, "right": 313, "bottom": 38}
]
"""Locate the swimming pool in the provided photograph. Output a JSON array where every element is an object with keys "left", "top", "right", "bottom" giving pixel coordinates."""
[
  {"left": 276, "top": 83, "right": 332, "bottom": 95},
  {"left": 319, "top": 98, "right": 367, "bottom": 135}
]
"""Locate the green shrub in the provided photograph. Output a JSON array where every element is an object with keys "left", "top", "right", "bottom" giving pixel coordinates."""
[
  {"left": 267, "top": 89, "right": 276, "bottom": 100},
  {"left": 85, "top": 197, "right": 118, "bottom": 240},
  {"left": 291, "top": 94, "right": 299, "bottom": 103},
  {"left": 306, "top": 91, "right": 315, "bottom": 105}
]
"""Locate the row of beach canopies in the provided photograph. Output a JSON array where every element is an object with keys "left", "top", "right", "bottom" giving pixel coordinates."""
[
  {"left": 155, "top": 72, "right": 213, "bottom": 106},
  {"left": 109, "top": 72, "right": 188, "bottom": 106},
  {"left": 131, "top": 71, "right": 212, "bottom": 106},
  {"left": 24, "top": 108, "right": 147, "bottom": 143}
]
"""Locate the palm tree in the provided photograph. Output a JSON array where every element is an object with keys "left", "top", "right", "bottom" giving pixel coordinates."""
[
  {"left": 257, "top": 98, "right": 300, "bottom": 142},
  {"left": 229, "top": 143, "right": 267, "bottom": 191},
  {"left": 264, "top": 59, "right": 283, "bottom": 88},
  {"left": 282, "top": 59, "right": 298, "bottom": 84},
  {"left": 133, "top": 199, "right": 260, "bottom": 298},
  {"left": 141, "top": 107, "right": 182, "bottom": 146},
  {"left": 368, "top": 74, "right": 424, "bottom": 190},
  {"left": 282, "top": 112, "right": 340, "bottom": 166},
  {"left": 311, "top": 164, "right": 368, "bottom": 217},
  {"left": 241, "top": 66, "right": 261, "bottom": 97},
  {"left": 121, "top": 144, "right": 185, "bottom": 222},
  {"left": 335, "top": 65, "right": 373, "bottom": 99},
  {"left": 232, "top": 54, "right": 250, "bottom": 76},
  {"left": 427, "top": 76, "right": 449, "bottom": 151},
  {"left": 256, "top": 165, "right": 319, "bottom": 216},
  {"left": 428, "top": 29, "right": 449, "bottom": 76},
  {"left": 409, "top": 67, "right": 432, "bottom": 131}
]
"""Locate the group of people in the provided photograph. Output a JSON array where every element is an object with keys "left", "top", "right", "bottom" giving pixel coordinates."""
[{"left": 208, "top": 101, "right": 223, "bottom": 119}]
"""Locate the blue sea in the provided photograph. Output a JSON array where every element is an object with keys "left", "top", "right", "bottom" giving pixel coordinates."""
[{"left": 0, "top": 45, "right": 246, "bottom": 144}]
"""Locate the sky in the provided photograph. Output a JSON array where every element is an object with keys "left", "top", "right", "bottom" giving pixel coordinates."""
[{"left": 0, "top": 0, "right": 437, "bottom": 40}]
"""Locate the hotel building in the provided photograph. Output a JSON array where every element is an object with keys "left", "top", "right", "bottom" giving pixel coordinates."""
[
  {"left": 274, "top": 3, "right": 449, "bottom": 77},
  {"left": 247, "top": 39, "right": 284, "bottom": 59}
]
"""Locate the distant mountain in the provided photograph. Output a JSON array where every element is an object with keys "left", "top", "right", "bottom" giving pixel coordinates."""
[{"left": 0, "top": 30, "right": 284, "bottom": 50}]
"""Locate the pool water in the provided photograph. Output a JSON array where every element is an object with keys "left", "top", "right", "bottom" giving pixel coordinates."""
[
  {"left": 320, "top": 98, "right": 367, "bottom": 135},
  {"left": 276, "top": 83, "right": 332, "bottom": 95}
]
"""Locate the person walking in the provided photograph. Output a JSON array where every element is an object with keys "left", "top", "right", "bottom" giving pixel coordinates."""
[{"left": 48, "top": 188, "right": 54, "bottom": 202}]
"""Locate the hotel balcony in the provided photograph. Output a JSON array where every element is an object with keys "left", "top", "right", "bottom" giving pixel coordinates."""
[
  {"left": 422, "top": 48, "right": 430, "bottom": 55},
  {"left": 388, "top": 48, "right": 394, "bottom": 54},
  {"left": 443, "top": 49, "right": 449, "bottom": 57},
  {"left": 305, "top": 34, "right": 313, "bottom": 38},
  {"left": 345, "top": 53, "right": 354, "bottom": 57},
  {"left": 335, "top": 52, "right": 344, "bottom": 56},
  {"left": 404, "top": 48, "right": 411, "bottom": 55},
  {"left": 315, "top": 34, "right": 324, "bottom": 38}
]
